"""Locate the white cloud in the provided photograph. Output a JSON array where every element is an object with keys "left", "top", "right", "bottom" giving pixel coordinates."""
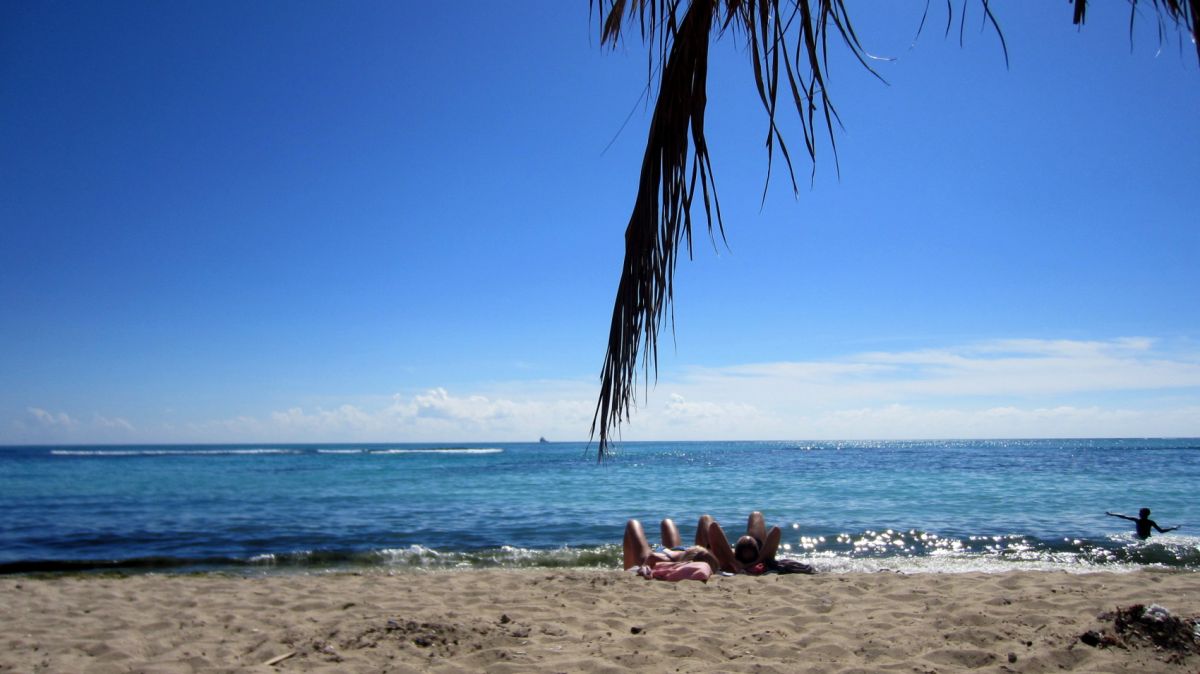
[
  {"left": 669, "top": 337, "right": 1200, "bottom": 408},
  {"left": 92, "top": 413, "right": 135, "bottom": 432},
  {"left": 8, "top": 337, "right": 1199, "bottom": 443},
  {"left": 26, "top": 407, "right": 77, "bottom": 428},
  {"left": 651, "top": 392, "right": 766, "bottom": 437},
  {"left": 182, "top": 387, "right": 596, "bottom": 442},
  {"left": 10, "top": 408, "right": 136, "bottom": 442},
  {"left": 621, "top": 337, "right": 1200, "bottom": 439},
  {"left": 744, "top": 403, "right": 1200, "bottom": 440}
]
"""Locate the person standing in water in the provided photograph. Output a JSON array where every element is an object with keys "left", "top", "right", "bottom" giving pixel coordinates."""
[{"left": 1106, "top": 508, "right": 1180, "bottom": 540}]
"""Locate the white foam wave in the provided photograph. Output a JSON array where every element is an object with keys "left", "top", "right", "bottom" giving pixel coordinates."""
[
  {"left": 49, "top": 447, "right": 502, "bottom": 457},
  {"left": 375, "top": 545, "right": 443, "bottom": 566},
  {"left": 793, "top": 551, "right": 1142, "bottom": 575},
  {"left": 368, "top": 448, "right": 503, "bottom": 455},
  {"left": 368, "top": 544, "right": 613, "bottom": 570},
  {"left": 51, "top": 449, "right": 300, "bottom": 456}
]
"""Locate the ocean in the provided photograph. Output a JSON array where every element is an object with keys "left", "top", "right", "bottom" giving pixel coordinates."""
[{"left": 1, "top": 439, "right": 1196, "bottom": 575}]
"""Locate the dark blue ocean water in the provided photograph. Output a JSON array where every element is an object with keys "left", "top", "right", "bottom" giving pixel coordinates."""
[{"left": 1, "top": 439, "right": 1197, "bottom": 574}]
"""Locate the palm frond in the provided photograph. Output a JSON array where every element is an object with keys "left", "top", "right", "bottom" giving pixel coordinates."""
[
  {"left": 589, "top": 0, "right": 1199, "bottom": 460},
  {"left": 588, "top": 0, "right": 871, "bottom": 460},
  {"left": 1071, "top": 1, "right": 1200, "bottom": 65},
  {"left": 589, "top": 0, "right": 719, "bottom": 460}
]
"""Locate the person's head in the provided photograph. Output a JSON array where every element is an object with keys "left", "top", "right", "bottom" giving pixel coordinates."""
[
  {"left": 679, "top": 546, "right": 720, "bottom": 570},
  {"left": 734, "top": 536, "right": 760, "bottom": 565},
  {"left": 1140, "top": 508, "right": 1151, "bottom": 518}
]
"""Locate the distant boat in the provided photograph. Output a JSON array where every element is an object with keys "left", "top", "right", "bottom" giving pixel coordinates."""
[{"left": 538, "top": 436, "right": 549, "bottom": 444}]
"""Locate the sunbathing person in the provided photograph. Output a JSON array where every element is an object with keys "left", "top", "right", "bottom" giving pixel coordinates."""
[
  {"left": 623, "top": 518, "right": 680, "bottom": 569},
  {"left": 622, "top": 518, "right": 720, "bottom": 581},
  {"left": 700, "top": 511, "right": 782, "bottom": 574}
]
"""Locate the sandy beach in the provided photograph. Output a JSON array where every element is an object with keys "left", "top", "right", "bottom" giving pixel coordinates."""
[{"left": 1, "top": 569, "right": 1197, "bottom": 673}]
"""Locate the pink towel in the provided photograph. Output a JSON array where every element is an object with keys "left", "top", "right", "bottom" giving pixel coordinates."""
[{"left": 648, "top": 561, "right": 713, "bottom": 582}]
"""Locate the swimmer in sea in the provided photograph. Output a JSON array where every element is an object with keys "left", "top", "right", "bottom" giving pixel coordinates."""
[{"left": 1106, "top": 508, "right": 1180, "bottom": 540}]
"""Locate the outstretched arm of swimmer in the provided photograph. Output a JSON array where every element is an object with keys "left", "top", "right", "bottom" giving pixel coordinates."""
[
  {"left": 1154, "top": 523, "right": 1180, "bottom": 534},
  {"left": 1106, "top": 512, "right": 1137, "bottom": 522}
]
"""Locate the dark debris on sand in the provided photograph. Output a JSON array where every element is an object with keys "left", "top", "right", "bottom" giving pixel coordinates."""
[{"left": 1080, "top": 604, "right": 1200, "bottom": 663}]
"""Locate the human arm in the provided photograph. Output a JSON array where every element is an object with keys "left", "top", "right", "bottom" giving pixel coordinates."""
[
  {"left": 746, "top": 511, "right": 768, "bottom": 545},
  {"left": 1106, "top": 512, "right": 1137, "bottom": 522},
  {"left": 758, "top": 526, "right": 782, "bottom": 563},
  {"left": 1153, "top": 523, "right": 1180, "bottom": 534}
]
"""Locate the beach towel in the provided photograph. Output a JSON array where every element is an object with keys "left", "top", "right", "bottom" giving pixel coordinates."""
[{"left": 646, "top": 561, "right": 713, "bottom": 582}]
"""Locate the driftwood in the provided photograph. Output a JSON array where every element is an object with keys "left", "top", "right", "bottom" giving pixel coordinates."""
[{"left": 262, "top": 651, "right": 296, "bottom": 666}]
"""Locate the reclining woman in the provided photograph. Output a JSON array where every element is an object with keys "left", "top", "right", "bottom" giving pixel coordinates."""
[
  {"left": 697, "top": 511, "right": 782, "bottom": 574},
  {"left": 624, "top": 512, "right": 782, "bottom": 576},
  {"left": 622, "top": 518, "right": 720, "bottom": 582}
]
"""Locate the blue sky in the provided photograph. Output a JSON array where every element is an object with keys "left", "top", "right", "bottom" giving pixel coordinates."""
[{"left": 2, "top": 2, "right": 1198, "bottom": 443}]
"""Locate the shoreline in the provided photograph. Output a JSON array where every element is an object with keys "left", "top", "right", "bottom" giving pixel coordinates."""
[{"left": 3, "top": 568, "right": 1197, "bottom": 672}]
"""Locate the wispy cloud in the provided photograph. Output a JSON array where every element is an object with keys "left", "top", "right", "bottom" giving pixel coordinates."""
[
  {"left": 92, "top": 413, "right": 135, "bottom": 432},
  {"left": 625, "top": 337, "right": 1199, "bottom": 438},
  {"left": 168, "top": 337, "right": 1200, "bottom": 440},
  {"left": 674, "top": 337, "right": 1200, "bottom": 407},
  {"left": 183, "top": 387, "right": 596, "bottom": 442},
  {"left": 8, "top": 338, "right": 1199, "bottom": 443},
  {"left": 11, "top": 408, "right": 134, "bottom": 442},
  {"left": 26, "top": 407, "right": 77, "bottom": 428}
]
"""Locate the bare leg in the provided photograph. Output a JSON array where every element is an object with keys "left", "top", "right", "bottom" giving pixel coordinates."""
[
  {"left": 706, "top": 520, "right": 739, "bottom": 573},
  {"left": 695, "top": 514, "right": 716, "bottom": 548},
  {"left": 660, "top": 518, "right": 682, "bottom": 549},
  {"left": 759, "top": 526, "right": 782, "bottom": 563},
  {"left": 623, "top": 519, "right": 653, "bottom": 570},
  {"left": 746, "top": 511, "right": 768, "bottom": 544}
]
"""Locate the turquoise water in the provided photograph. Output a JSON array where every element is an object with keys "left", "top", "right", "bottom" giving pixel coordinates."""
[{"left": 1, "top": 439, "right": 1197, "bottom": 574}]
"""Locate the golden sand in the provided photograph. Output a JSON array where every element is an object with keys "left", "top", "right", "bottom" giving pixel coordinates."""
[{"left": 2, "top": 569, "right": 1198, "bottom": 673}]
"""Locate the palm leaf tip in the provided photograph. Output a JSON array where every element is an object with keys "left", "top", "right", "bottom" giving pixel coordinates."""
[
  {"left": 588, "top": 0, "right": 867, "bottom": 460},
  {"left": 1071, "top": 0, "right": 1200, "bottom": 64},
  {"left": 591, "top": 0, "right": 720, "bottom": 461},
  {"left": 587, "top": 0, "right": 1200, "bottom": 461}
]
